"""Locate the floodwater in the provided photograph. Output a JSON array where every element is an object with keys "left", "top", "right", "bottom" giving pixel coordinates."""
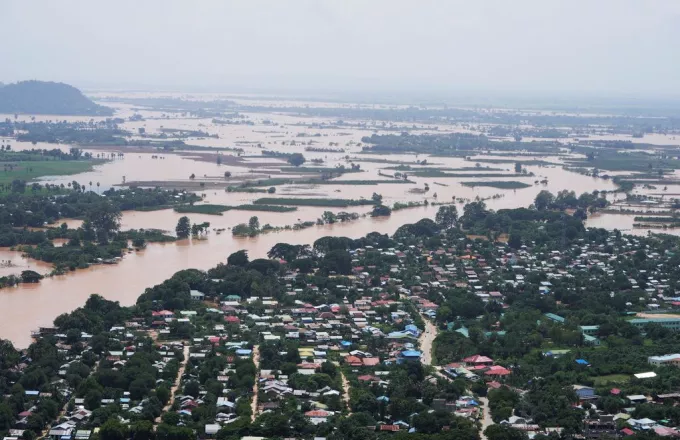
[{"left": 0, "top": 93, "right": 675, "bottom": 347}]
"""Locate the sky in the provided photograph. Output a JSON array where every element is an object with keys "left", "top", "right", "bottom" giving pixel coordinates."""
[{"left": 1, "top": 0, "right": 680, "bottom": 100}]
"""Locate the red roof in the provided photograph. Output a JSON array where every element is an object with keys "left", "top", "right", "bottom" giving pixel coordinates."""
[
  {"left": 621, "top": 428, "right": 635, "bottom": 436},
  {"left": 463, "top": 355, "right": 494, "bottom": 364},
  {"left": 379, "top": 425, "right": 400, "bottom": 432},
  {"left": 487, "top": 381, "right": 502, "bottom": 389},
  {"left": 611, "top": 388, "right": 621, "bottom": 395},
  {"left": 298, "top": 363, "right": 321, "bottom": 369},
  {"left": 305, "top": 410, "right": 331, "bottom": 417},
  {"left": 358, "top": 375, "right": 379, "bottom": 382},
  {"left": 362, "top": 358, "right": 380, "bottom": 366},
  {"left": 224, "top": 316, "right": 240, "bottom": 323},
  {"left": 345, "top": 355, "right": 363, "bottom": 366},
  {"left": 485, "top": 365, "right": 511, "bottom": 376}
]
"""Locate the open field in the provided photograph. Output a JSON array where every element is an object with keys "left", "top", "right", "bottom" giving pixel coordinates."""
[
  {"left": 0, "top": 160, "right": 103, "bottom": 187},
  {"left": 592, "top": 374, "right": 630, "bottom": 386}
]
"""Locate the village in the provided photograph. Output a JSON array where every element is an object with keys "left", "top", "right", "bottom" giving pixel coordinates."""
[{"left": 4, "top": 203, "right": 680, "bottom": 440}]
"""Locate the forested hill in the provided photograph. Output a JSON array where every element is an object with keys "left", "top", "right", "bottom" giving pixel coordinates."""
[{"left": 0, "top": 80, "right": 113, "bottom": 116}]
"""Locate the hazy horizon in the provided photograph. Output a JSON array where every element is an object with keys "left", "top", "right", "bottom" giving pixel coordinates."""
[{"left": 2, "top": 0, "right": 680, "bottom": 102}]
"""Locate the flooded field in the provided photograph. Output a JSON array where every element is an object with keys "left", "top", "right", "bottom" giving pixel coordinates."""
[{"left": 1, "top": 93, "right": 678, "bottom": 347}]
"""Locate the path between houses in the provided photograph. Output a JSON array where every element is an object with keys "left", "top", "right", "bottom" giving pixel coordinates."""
[
  {"left": 418, "top": 313, "right": 439, "bottom": 366},
  {"left": 340, "top": 369, "right": 351, "bottom": 415},
  {"left": 155, "top": 343, "right": 190, "bottom": 426},
  {"left": 250, "top": 345, "right": 260, "bottom": 422},
  {"left": 38, "top": 360, "right": 101, "bottom": 440},
  {"left": 418, "top": 314, "right": 492, "bottom": 439},
  {"left": 479, "top": 396, "right": 493, "bottom": 440}
]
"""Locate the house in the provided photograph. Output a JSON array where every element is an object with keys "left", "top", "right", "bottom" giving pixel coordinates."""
[
  {"left": 216, "top": 397, "right": 236, "bottom": 413},
  {"left": 305, "top": 410, "right": 334, "bottom": 425},
  {"left": 190, "top": 290, "right": 205, "bottom": 301},
  {"left": 634, "top": 372, "right": 657, "bottom": 379},
  {"left": 225, "top": 316, "right": 240, "bottom": 324},
  {"left": 573, "top": 385, "right": 596, "bottom": 400},
  {"left": 648, "top": 354, "right": 680, "bottom": 367},
  {"left": 484, "top": 365, "right": 511, "bottom": 376},
  {"left": 74, "top": 430, "right": 92, "bottom": 440},
  {"left": 398, "top": 350, "right": 422, "bottom": 364},
  {"left": 629, "top": 418, "right": 656, "bottom": 430},
  {"left": 205, "top": 424, "right": 220, "bottom": 436},
  {"left": 48, "top": 423, "right": 75, "bottom": 440},
  {"left": 629, "top": 318, "right": 680, "bottom": 331},
  {"left": 544, "top": 313, "right": 565, "bottom": 324},
  {"left": 463, "top": 355, "right": 494, "bottom": 366},
  {"left": 626, "top": 395, "right": 648, "bottom": 404}
]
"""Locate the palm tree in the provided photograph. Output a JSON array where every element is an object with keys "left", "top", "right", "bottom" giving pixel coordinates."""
[
  {"left": 96, "top": 182, "right": 100, "bottom": 194},
  {"left": 89, "top": 181, "right": 93, "bottom": 192}
]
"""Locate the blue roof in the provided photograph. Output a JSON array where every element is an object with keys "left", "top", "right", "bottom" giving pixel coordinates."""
[
  {"left": 402, "top": 350, "right": 422, "bottom": 357},
  {"left": 575, "top": 359, "right": 589, "bottom": 365},
  {"left": 236, "top": 349, "right": 252, "bottom": 355},
  {"left": 340, "top": 340, "right": 352, "bottom": 346},
  {"left": 377, "top": 396, "right": 390, "bottom": 402},
  {"left": 25, "top": 390, "right": 39, "bottom": 396},
  {"left": 545, "top": 313, "right": 565, "bottom": 323}
]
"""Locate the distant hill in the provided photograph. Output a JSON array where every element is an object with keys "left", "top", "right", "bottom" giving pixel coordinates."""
[{"left": 0, "top": 80, "right": 113, "bottom": 116}]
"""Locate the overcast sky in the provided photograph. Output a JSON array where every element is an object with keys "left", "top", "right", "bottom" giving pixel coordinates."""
[{"left": 1, "top": 0, "right": 679, "bottom": 99}]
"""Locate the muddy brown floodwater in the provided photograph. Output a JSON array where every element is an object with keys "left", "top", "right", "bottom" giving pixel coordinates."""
[{"left": 0, "top": 93, "right": 676, "bottom": 347}]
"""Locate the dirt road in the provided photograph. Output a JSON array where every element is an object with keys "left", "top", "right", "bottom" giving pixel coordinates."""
[
  {"left": 479, "top": 396, "right": 493, "bottom": 440},
  {"left": 419, "top": 315, "right": 439, "bottom": 366},
  {"left": 155, "top": 344, "right": 190, "bottom": 425},
  {"left": 250, "top": 345, "right": 260, "bottom": 421},
  {"left": 340, "top": 369, "right": 351, "bottom": 414}
]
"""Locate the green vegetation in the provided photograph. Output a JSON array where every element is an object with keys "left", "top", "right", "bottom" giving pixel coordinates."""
[
  {"left": 0, "top": 159, "right": 102, "bottom": 187},
  {"left": 253, "top": 197, "right": 376, "bottom": 208},
  {"left": 532, "top": 190, "right": 609, "bottom": 220},
  {"left": 393, "top": 201, "right": 427, "bottom": 211},
  {"left": 633, "top": 216, "right": 679, "bottom": 223},
  {"left": 0, "top": 185, "right": 198, "bottom": 228},
  {"left": 592, "top": 374, "right": 630, "bottom": 386},
  {"left": 174, "top": 204, "right": 231, "bottom": 215},
  {"left": 371, "top": 204, "right": 392, "bottom": 217},
  {"left": 566, "top": 146, "right": 680, "bottom": 172},
  {"left": 461, "top": 181, "right": 532, "bottom": 189},
  {"left": 232, "top": 216, "right": 262, "bottom": 237},
  {"left": 0, "top": 148, "right": 104, "bottom": 188}
]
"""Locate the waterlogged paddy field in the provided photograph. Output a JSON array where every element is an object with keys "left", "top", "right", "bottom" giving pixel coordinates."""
[{"left": 0, "top": 93, "right": 677, "bottom": 347}]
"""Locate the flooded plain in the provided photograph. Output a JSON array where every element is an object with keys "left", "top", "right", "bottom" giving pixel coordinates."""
[{"left": 0, "top": 94, "right": 677, "bottom": 347}]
